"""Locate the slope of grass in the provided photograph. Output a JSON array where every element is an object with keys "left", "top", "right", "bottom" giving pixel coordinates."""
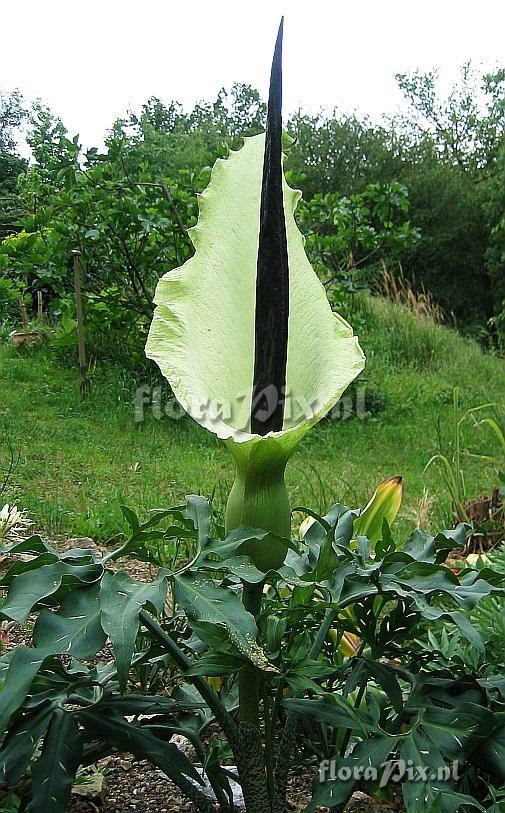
[{"left": 1, "top": 295, "right": 504, "bottom": 541}]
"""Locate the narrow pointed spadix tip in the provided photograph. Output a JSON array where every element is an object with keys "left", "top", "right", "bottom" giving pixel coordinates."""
[
  {"left": 273, "top": 17, "right": 284, "bottom": 51},
  {"left": 268, "top": 18, "right": 284, "bottom": 118}
]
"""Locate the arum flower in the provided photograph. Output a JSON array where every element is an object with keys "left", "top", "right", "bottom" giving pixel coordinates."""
[
  {"left": 0, "top": 504, "right": 32, "bottom": 543},
  {"left": 329, "top": 628, "right": 362, "bottom": 658},
  {"left": 146, "top": 20, "right": 365, "bottom": 571},
  {"left": 299, "top": 476, "right": 403, "bottom": 548},
  {"left": 353, "top": 476, "right": 403, "bottom": 544}
]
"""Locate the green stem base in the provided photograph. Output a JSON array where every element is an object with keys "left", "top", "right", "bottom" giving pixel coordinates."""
[{"left": 225, "top": 452, "right": 290, "bottom": 572}]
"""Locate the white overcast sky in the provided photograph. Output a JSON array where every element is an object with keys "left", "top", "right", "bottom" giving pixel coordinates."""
[{"left": 1, "top": 0, "right": 504, "bottom": 152}]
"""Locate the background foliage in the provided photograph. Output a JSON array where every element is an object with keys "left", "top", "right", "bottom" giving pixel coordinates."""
[{"left": 1, "top": 65, "right": 505, "bottom": 353}]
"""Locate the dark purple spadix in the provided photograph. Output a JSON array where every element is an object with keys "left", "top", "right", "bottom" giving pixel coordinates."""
[{"left": 250, "top": 17, "right": 289, "bottom": 436}]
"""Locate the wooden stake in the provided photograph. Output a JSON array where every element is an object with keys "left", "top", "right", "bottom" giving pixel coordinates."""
[
  {"left": 19, "top": 296, "right": 29, "bottom": 328},
  {"left": 72, "top": 250, "right": 89, "bottom": 395},
  {"left": 37, "top": 290, "right": 43, "bottom": 322}
]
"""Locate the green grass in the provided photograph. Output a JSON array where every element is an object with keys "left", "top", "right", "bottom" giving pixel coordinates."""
[{"left": 1, "top": 295, "right": 504, "bottom": 542}]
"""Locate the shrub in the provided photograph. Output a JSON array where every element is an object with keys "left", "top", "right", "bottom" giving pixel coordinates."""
[{"left": 0, "top": 277, "right": 24, "bottom": 325}]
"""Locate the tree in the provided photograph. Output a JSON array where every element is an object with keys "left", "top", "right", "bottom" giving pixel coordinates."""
[
  {"left": 401, "top": 156, "right": 492, "bottom": 327},
  {"left": 393, "top": 65, "right": 505, "bottom": 329},
  {"left": 0, "top": 89, "right": 26, "bottom": 153},
  {"left": 286, "top": 111, "right": 407, "bottom": 198},
  {"left": 483, "top": 141, "right": 505, "bottom": 346},
  {"left": 12, "top": 85, "right": 266, "bottom": 327},
  {"left": 0, "top": 89, "right": 27, "bottom": 238},
  {"left": 296, "top": 181, "right": 419, "bottom": 295},
  {"left": 395, "top": 64, "right": 505, "bottom": 171}
]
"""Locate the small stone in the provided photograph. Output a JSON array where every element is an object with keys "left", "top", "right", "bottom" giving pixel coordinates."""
[
  {"left": 67, "top": 536, "right": 95, "bottom": 547},
  {"left": 72, "top": 773, "right": 107, "bottom": 802},
  {"left": 66, "top": 537, "right": 103, "bottom": 556},
  {"left": 170, "top": 734, "right": 193, "bottom": 755}
]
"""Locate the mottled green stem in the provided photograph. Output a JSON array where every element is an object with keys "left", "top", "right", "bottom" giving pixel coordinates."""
[
  {"left": 225, "top": 444, "right": 292, "bottom": 812},
  {"left": 235, "top": 722, "right": 272, "bottom": 813},
  {"left": 272, "top": 608, "right": 337, "bottom": 813},
  {"left": 239, "top": 582, "right": 263, "bottom": 727},
  {"left": 262, "top": 677, "right": 275, "bottom": 804}
]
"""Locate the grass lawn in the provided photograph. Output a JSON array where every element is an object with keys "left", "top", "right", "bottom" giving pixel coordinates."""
[{"left": 1, "top": 295, "right": 504, "bottom": 542}]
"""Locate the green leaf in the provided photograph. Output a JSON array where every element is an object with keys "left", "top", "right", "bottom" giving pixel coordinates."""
[
  {"left": 0, "top": 552, "right": 59, "bottom": 588},
  {"left": 0, "top": 647, "right": 51, "bottom": 731},
  {"left": 196, "top": 526, "right": 300, "bottom": 568},
  {"left": 32, "top": 583, "right": 106, "bottom": 659},
  {"left": 0, "top": 701, "right": 55, "bottom": 784},
  {"left": 473, "top": 719, "right": 505, "bottom": 782},
  {"left": 78, "top": 709, "right": 202, "bottom": 784},
  {"left": 307, "top": 531, "right": 341, "bottom": 583},
  {"left": 199, "top": 554, "right": 266, "bottom": 584},
  {"left": 378, "top": 576, "right": 485, "bottom": 651},
  {"left": 186, "top": 651, "right": 245, "bottom": 677},
  {"left": 31, "top": 709, "right": 83, "bottom": 813},
  {"left": 142, "top": 507, "right": 190, "bottom": 532},
  {"left": 1, "top": 559, "right": 103, "bottom": 622},
  {"left": 91, "top": 693, "right": 205, "bottom": 716},
  {"left": 449, "top": 610, "right": 485, "bottom": 653},
  {"left": 284, "top": 658, "right": 334, "bottom": 694},
  {"left": 388, "top": 561, "right": 459, "bottom": 594},
  {"left": 173, "top": 572, "right": 269, "bottom": 669},
  {"left": 0, "top": 535, "right": 56, "bottom": 557},
  {"left": 401, "top": 526, "right": 465, "bottom": 565},
  {"left": 434, "top": 524, "right": 468, "bottom": 551},
  {"left": 186, "top": 494, "right": 211, "bottom": 547},
  {"left": 284, "top": 693, "right": 372, "bottom": 736},
  {"left": 364, "top": 660, "right": 404, "bottom": 713},
  {"left": 120, "top": 504, "right": 140, "bottom": 532},
  {"left": 305, "top": 734, "right": 397, "bottom": 811},
  {"left": 100, "top": 571, "right": 167, "bottom": 691},
  {"left": 110, "top": 506, "right": 195, "bottom": 563},
  {"left": 453, "top": 570, "right": 505, "bottom": 610},
  {"left": 294, "top": 507, "right": 332, "bottom": 535},
  {"left": 417, "top": 702, "right": 494, "bottom": 761},
  {"left": 399, "top": 702, "right": 493, "bottom": 813}
]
